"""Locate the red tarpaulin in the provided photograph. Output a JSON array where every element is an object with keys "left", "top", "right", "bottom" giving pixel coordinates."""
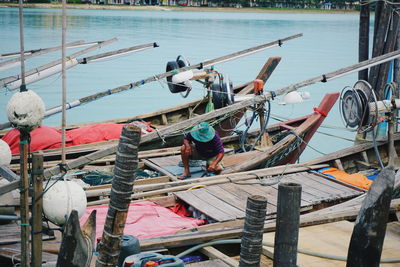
[
  {"left": 2, "top": 122, "right": 154, "bottom": 154},
  {"left": 79, "top": 201, "right": 205, "bottom": 240},
  {"left": 1, "top": 126, "right": 72, "bottom": 154}
]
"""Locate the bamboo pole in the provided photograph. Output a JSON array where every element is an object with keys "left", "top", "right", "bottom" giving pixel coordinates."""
[
  {"left": 0, "top": 40, "right": 84, "bottom": 71},
  {"left": 61, "top": 0, "right": 67, "bottom": 164},
  {"left": 31, "top": 152, "right": 44, "bottom": 267},
  {"left": 96, "top": 125, "right": 141, "bottom": 267},
  {"left": 0, "top": 38, "right": 118, "bottom": 88},
  {"left": 78, "top": 42, "right": 158, "bottom": 64},
  {"left": 0, "top": 40, "right": 92, "bottom": 59}
]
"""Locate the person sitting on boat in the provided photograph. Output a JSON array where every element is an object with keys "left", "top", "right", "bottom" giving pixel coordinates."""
[{"left": 179, "top": 122, "right": 224, "bottom": 179}]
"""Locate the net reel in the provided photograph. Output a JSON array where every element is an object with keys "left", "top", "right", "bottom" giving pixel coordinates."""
[{"left": 339, "top": 80, "right": 379, "bottom": 133}]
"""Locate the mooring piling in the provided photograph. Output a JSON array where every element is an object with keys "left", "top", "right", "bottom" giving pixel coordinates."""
[
  {"left": 239, "top": 195, "right": 267, "bottom": 267},
  {"left": 273, "top": 182, "right": 302, "bottom": 267},
  {"left": 96, "top": 125, "right": 142, "bottom": 267}
]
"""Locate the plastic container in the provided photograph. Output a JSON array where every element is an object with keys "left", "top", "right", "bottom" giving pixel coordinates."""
[
  {"left": 118, "top": 235, "right": 141, "bottom": 267},
  {"left": 122, "top": 252, "right": 184, "bottom": 267}
]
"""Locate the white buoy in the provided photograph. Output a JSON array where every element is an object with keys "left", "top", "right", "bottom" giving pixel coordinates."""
[
  {"left": 0, "top": 140, "right": 12, "bottom": 167},
  {"left": 42, "top": 180, "right": 87, "bottom": 226},
  {"left": 7, "top": 90, "right": 45, "bottom": 132}
]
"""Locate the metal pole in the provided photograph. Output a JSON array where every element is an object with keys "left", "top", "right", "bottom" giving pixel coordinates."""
[
  {"left": 273, "top": 182, "right": 302, "bottom": 267},
  {"left": 239, "top": 195, "right": 267, "bottom": 267},
  {"left": 61, "top": 0, "right": 67, "bottom": 164},
  {"left": 31, "top": 152, "right": 44, "bottom": 267}
]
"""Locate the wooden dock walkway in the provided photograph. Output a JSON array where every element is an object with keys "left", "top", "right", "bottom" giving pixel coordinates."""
[{"left": 174, "top": 172, "right": 365, "bottom": 222}]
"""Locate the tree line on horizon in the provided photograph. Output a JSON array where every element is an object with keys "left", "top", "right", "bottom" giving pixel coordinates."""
[{"left": 1, "top": 0, "right": 363, "bottom": 10}]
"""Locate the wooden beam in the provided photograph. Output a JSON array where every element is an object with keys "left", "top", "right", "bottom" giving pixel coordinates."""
[{"left": 199, "top": 246, "right": 239, "bottom": 267}]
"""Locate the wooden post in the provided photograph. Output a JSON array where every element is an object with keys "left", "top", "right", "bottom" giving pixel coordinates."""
[
  {"left": 239, "top": 195, "right": 267, "bottom": 267},
  {"left": 19, "top": 130, "right": 30, "bottom": 267},
  {"left": 358, "top": 0, "right": 369, "bottom": 81},
  {"left": 375, "top": 12, "right": 400, "bottom": 95},
  {"left": 31, "top": 151, "right": 44, "bottom": 267},
  {"left": 96, "top": 125, "right": 141, "bottom": 267},
  {"left": 347, "top": 167, "right": 395, "bottom": 267},
  {"left": 273, "top": 183, "right": 302, "bottom": 267},
  {"left": 369, "top": 4, "right": 391, "bottom": 95}
]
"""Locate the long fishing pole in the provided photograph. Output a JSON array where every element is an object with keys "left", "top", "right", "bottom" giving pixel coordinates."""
[
  {"left": 1, "top": 41, "right": 158, "bottom": 91},
  {"left": 0, "top": 40, "right": 85, "bottom": 71},
  {"left": 31, "top": 34, "right": 303, "bottom": 120},
  {"left": 0, "top": 38, "right": 118, "bottom": 89},
  {"left": 0, "top": 40, "right": 100, "bottom": 59}
]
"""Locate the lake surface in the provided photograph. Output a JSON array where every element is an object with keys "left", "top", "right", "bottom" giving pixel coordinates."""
[{"left": 0, "top": 7, "right": 363, "bottom": 160}]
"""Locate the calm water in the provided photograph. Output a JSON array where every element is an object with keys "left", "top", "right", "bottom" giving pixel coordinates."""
[{"left": 0, "top": 8, "right": 362, "bottom": 160}]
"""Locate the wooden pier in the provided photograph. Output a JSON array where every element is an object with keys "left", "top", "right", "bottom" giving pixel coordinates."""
[{"left": 174, "top": 172, "right": 365, "bottom": 222}]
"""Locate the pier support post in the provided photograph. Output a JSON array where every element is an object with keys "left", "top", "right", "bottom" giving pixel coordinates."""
[
  {"left": 273, "top": 182, "right": 302, "bottom": 267},
  {"left": 19, "top": 131, "right": 30, "bottom": 267},
  {"left": 31, "top": 151, "right": 44, "bottom": 267},
  {"left": 96, "top": 125, "right": 141, "bottom": 267},
  {"left": 239, "top": 195, "right": 267, "bottom": 267},
  {"left": 347, "top": 167, "right": 395, "bottom": 267},
  {"left": 358, "top": 0, "right": 369, "bottom": 81}
]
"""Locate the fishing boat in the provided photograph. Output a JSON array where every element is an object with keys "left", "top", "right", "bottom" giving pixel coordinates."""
[{"left": 3, "top": 56, "right": 281, "bottom": 170}]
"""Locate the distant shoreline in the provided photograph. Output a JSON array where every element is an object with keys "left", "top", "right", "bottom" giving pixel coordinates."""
[{"left": 0, "top": 3, "right": 357, "bottom": 14}]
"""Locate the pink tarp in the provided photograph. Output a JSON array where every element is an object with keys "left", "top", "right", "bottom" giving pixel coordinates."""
[{"left": 79, "top": 201, "right": 205, "bottom": 240}]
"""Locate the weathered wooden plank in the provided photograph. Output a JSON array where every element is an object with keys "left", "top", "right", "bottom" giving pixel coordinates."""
[
  {"left": 148, "top": 155, "right": 182, "bottom": 167},
  {"left": 288, "top": 173, "right": 349, "bottom": 200},
  {"left": 298, "top": 173, "right": 362, "bottom": 197},
  {"left": 142, "top": 159, "right": 178, "bottom": 181},
  {"left": 175, "top": 190, "right": 235, "bottom": 222},
  {"left": 199, "top": 246, "right": 239, "bottom": 267},
  {"left": 194, "top": 189, "right": 245, "bottom": 219},
  {"left": 236, "top": 184, "right": 278, "bottom": 214},
  {"left": 0, "top": 244, "right": 57, "bottom": 264},
  {"left": 186, "top": 259, "right": 231, "bottom": 267},
  {"left": 206, "top": 185, "right": 247, "bottom": 212},
  {"left": 0, "top": 166, "right": 19, "bottom": 182}
]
